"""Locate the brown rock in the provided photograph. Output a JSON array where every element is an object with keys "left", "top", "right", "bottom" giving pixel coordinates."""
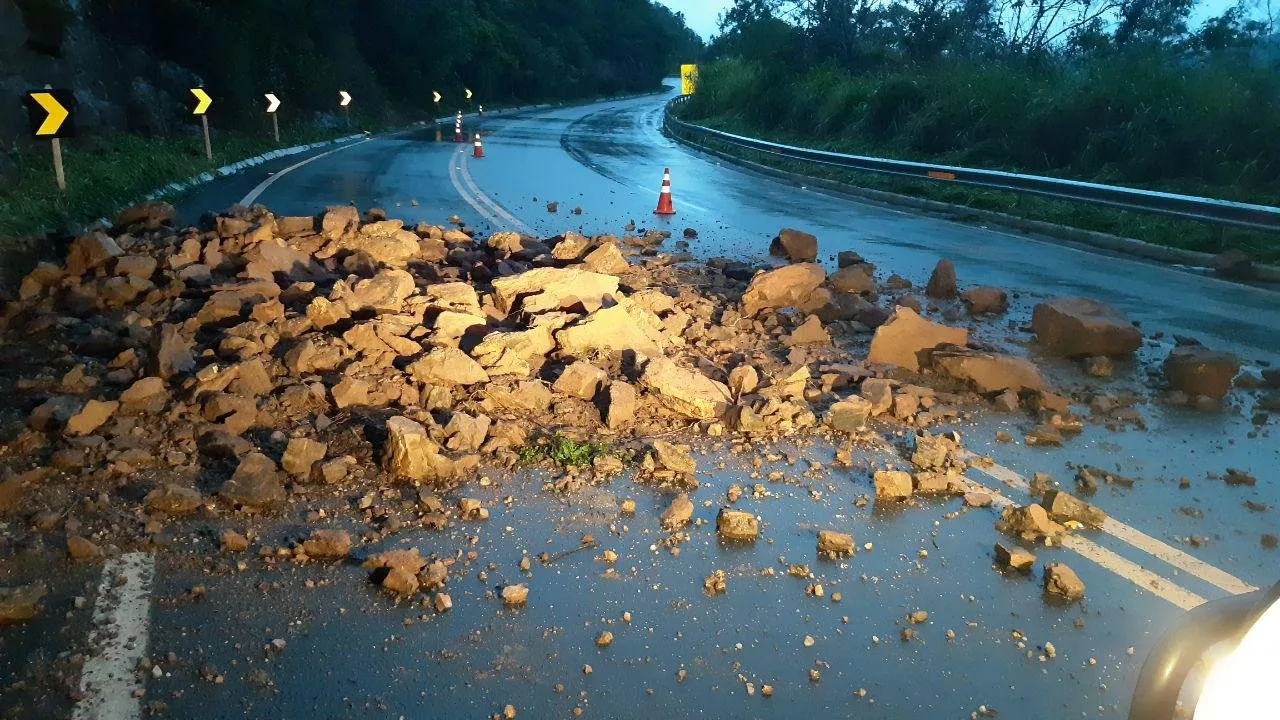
[
  {"left": 741, "top": 263, "right": 826, "bottom": 316},
  {"left": 282, "top": 438, "right": 327, "bottom": 479},
  {"left": 491, "top": 268, "right": 619, "bottom": 314},
  {"left": 867, "top": 307, "right": 968, "bottom": 372},
  {"left": 860, "top": 379, "right": 894, "bottom": 415},
  {"left": 64, "top": 400, "right": 119, "bottom": 436},
  {"left": 349, "top": 269, "right": 416, "bottom": 313},
  {"left": 502, "top": 584, "right": 529, "bottom": 606},
  {"left": 873, "top": 470, "right": 913, "bottom": 500},
  {"left": 144, "top": 484, "right": 204, "bottom": 515},
  {"left": 114, "top": 254, "right": 158, "bottom": 279},
  {"left": 728, "top": 365, "right": 759, "bottom": 398},
  {"left": 581, "top": 243, "right": 629, "bottom": 275},
  {"left": 998, "top": 503, "right": 1063, "bottom": 542},
  {"left": 554, "top": 361, "right": 607, "bottom": 400},
  {"left": 660, "top": 494, "right": 694, "bottom": 530},
  {"left": 925, "top": 260, "right": 958, "bottom": 299},
  {"left": 0, "top": 583, "right": 48, "bottom": 623},
  {"left": 1031, "top": 298, "right": 1142, "bottom": 358},
  {"left": 65, "top": 232, "right": 123, "bottom": 275},
  {"left": 220, "top": 453, "right": 286, "bottom": 508},
  {"left": 407, "top": 347, "right": 490, "bottom": 386},
  {"left": 151, "top": 324, "right": 195, "bottom": 379},
  {"left": 68, "top": 535, "right": 103, "bottom": 560},
  {"left": 604, "top": 381, "right": 637, "bottom": 429},
  {"left": 640, "top": 358, "right": 731, "bottom": 420},
  {"left": 829, "top": 266, "right": 875, "bottom": 294},
  {"left": 931, "top": 349, "right": 1047, "bottom": 393},
  {"left": 994, "top": 543, "right": 1036, "bottom": 571},
  {"left": 964, "top": 491, "right": 993, "bottom": 507},
  {"left": 1042, "top": 489, "right": 1108, "bottom": 527},
  {"left": 652, "top": 440, "right": 696, "bottom": 475},
  {"left": 116, "top": 201, "right": 174, "bottom": 229},
  {"left": 716, "top": 509, "right": 759, "bottom": 541},
  {"left": 383, "top": 416, "right": 456, "bottom": 482},
  {"left": 769, "top": 228, "right": 818, "bottom": 262},
  {"left": 434, "top": 593, "right": 453, "bottom": 612},
  {"left": 301, "top": 530, "right": 352, "bottom": 559},
  {"left": 319, "top": 457, "right": 355, "bottom": 484},
  {"left": 306, "top": 297, "right": 352, "bottom": 330},
  {"left": 1043, "top": 563, "right": 1085, "bottom": 601},
  {"left": 550, "top": 232, "right": 591, "bottom": 260},
  {"left": 1163, "top": 346, "right": 1239, "bottom": 400},
  {"left": 443, "top": 412, "right": 490, "bottom": 452},
  {"left": 220, "top": 530, "right": 250, "bottom": 552},
  {"left": 784, "top": 315, "right": 830, "bottom": 346},
  {"left": 381, "top": 567, "right": 420, "bottom": 596},
  {"left": 826, "top": 397, "right": 872, "bottom": 432},
  {"left": 817, "top": 530, "right": 854, "bottom": 557},
  {"left": 960, "top": 286, "right": 1007, "bottom": 315},
  {"left": 331, "top": 377, "right": 371, "bottom": 408},
  {"left": 555, "top": 301, "right": 667, "bottom": 357}
]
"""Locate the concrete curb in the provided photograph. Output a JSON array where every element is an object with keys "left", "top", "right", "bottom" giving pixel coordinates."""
[{"left": 671, "top": 133, "right": 1280, "bottom": 285}]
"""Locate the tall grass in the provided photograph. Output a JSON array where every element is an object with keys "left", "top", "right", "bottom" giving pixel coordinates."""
[{"left": 0, "top": 124, "right": 343, "bottom": 243}]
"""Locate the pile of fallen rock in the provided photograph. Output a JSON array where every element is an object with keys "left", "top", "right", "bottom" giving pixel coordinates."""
[{"left": 0, "top": 206, "right": 1269, "bottom": 601}]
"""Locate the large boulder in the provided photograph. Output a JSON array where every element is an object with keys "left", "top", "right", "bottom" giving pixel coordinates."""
[
  {"left": 383, "top": 416, "right": 457, "bottom": 482},
  {"left": 491, "top": 268, "right": 619, "bottom": 314},
  {"left": 961, "top": 287, "right": 1007, "bottom": 315},
  {"left": 640, "top": 357, "right": 731, "bottom": 420},
  {"left": 348, "top": 269, "right": 416, "bottom": 313},
  {"left": 407, "top": 347, "right": 490, "bottom": 386},
  {"left": 867, "top": 307, "right": 968, "bottom": 372},
  {"left": 931, "top": 349, "right": 1047, "bottom": 393},
  {"left": 769, "top": 228, "right": 817, "bottom": 262},
  {"left": 220, "top": 453, "right": 286, "bottom": 509},
  {"left": 925, "top": 259, "right": 957, "bottom": 299},
  {"left": 1163, "top": 345, "right": 1239, "bottom": 400},
  {"left": 829, "top": 266, "right": 875, "bottom": 295},
  {"left": 1031, "top": 298, "right": 1141, "bottom": 358},
  {"left": 741, "top": 263, "right": 826, "bottom": 317},
  {"left": 826, "top": 397, "right": 872, "bottom": 432},
  {"left": 555, "top": 300, "right": 667, "bottom": 358}
]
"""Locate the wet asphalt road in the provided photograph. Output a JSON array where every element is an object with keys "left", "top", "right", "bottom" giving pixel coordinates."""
[{"left": 7, "top": 86, "right": 1275, "bottom": 719}]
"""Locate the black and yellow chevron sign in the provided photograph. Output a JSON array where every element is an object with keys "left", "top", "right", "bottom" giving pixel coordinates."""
[{"left": 25, "top": 90, "right": 74, "bottom": 138}]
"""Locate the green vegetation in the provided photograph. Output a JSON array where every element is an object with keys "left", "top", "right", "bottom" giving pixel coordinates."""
[
  {"left": 683, "top": 0, "right": 1280, "bottom": 260},
  {"left": 1, "top": 124, "right": 341, "bottom": 241},
  {"left": 518, "top": 433, "right": 629, "bottom": 469},
  {"left": 83, "top": 0, "right": 702, "bottom": 127}
]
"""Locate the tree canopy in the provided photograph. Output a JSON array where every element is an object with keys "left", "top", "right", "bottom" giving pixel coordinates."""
[{"left": 82, "top": 0, "right": 703, "bottom": 126}]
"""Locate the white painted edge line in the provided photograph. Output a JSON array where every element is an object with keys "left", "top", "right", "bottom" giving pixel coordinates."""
[
  {"left": 969, "top": 456, "right": 1259, "bottom": 596},
  {"left": 238, "top": 138, "right": 374, "bottom": 207},
  {"left": 457, "top": 147, "right": 536, "bottom": 236},
  {"left": 73, "top": 552, "right": 155, "bottom": 720},
  {"left": 971, "top": 485, "right": 1207, "bottom": 610},
  {"left": 448, "top": 148, "right": 506, "bottom": 230}
]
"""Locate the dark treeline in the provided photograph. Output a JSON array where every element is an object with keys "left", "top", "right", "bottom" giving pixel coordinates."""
[
  {"left": 81, "top": 0, "right": 703, "bottom": 127},
  {"left": 688, "top": 0, "right": 1280, "bottom": 202}
]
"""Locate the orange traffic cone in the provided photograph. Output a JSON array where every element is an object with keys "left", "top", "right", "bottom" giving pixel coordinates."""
[
  {"left": 473, "top": 133, "right": 485, "bottom": 158},
  {"left": 653, "top": 168, "right": 675, "bottom": 215}
]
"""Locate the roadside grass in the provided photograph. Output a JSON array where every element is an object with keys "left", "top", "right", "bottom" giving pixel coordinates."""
[
  {"left": 677, "top": 114, "right": 1279, "bottom": 264},
  {"left": 518, "top": 433, "right": 632, "bottom": 469},
  {"left": 680, "top": 57, "right": 1280, "bottom": 263},
  {"left": 0, "top": 124, "right": 345, "bottom": 245}
]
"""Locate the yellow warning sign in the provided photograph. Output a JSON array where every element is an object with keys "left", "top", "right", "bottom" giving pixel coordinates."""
[{"left": 680, "top": 64, "right": 698, "bottom": 95}]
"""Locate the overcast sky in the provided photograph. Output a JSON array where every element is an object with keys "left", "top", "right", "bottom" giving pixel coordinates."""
[
  {"left": 655, "top": 0, "right": 1251, "bottom": 41},
  {"left": 656, "top": 0, "right": 732, "bottom": 40}
]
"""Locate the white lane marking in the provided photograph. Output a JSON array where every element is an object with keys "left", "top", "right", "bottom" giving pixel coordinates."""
[
  {"left": 73, "top": 552, "right": 156, "bottom": 720},
  {"left": 966, "top": 455, "right": 1259, "bottom": 596},
  {"left": 238, "top": 138, "right": 373, "bottom": 206},
  {"left": 1058, "top": 536, "right": 1206, "bottom": 611},
  {"left": 458, "top": 148, "right": 535, "bottom": 235},
  {"left": 448, "top": 149, "right": 506, "bottom": 229},
  {"left": 957, "top": 474, "right": 1207, "bottom": 610}
]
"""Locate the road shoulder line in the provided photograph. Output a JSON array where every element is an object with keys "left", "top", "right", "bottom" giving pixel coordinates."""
[{"left": 73, "top": 552, "right": 156, "bottom": 720}]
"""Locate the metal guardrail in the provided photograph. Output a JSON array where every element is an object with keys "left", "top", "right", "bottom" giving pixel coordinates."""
[{"left": 663, "top": 95, "right": 1280, "bottom": 232}]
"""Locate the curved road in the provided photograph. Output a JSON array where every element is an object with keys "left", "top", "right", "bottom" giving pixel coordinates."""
[{"left": 115, "top": 86, "right": 1278, "bottom": 719}]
